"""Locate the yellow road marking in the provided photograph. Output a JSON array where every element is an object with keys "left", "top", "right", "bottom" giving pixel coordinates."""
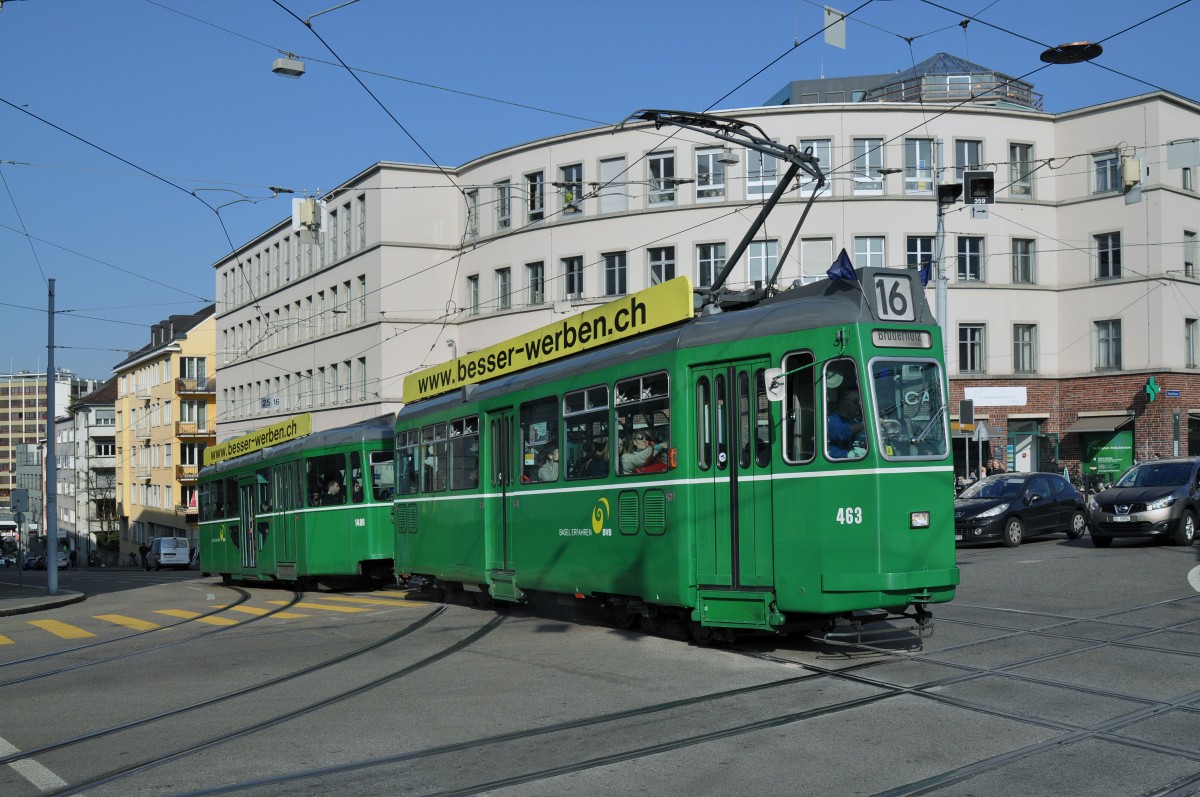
[
  {"left": 155, "top": 609, "right": 239, "bottom": 626},
  {"left": 224, "top": 606, "right": 308, "bottom": 619},
  {"left": 94, "top": 614, "right": 161, "bottom": 631},
  {"left": 28, "top": 620, "right": 96, "bottom": 639},
  {"left": 266, "top": 600, "right": 369, "bottom": 613},
  {"left": 315, "top": 595, "right": 420, "bottom": 607},
  {"left": 0, "top": 634, "right": 12, "bottom": 645}
]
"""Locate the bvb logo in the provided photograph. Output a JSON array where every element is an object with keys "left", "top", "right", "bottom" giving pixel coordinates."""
[{"left": 591, "top": 498, "right": 610, "bottom": 535}]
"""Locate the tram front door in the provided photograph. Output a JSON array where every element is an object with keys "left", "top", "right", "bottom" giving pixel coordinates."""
[
  {"left": 691, "top": 359, "right": 775, "bottom": 592},
  {"left": 484, "top": 408, "right": 517, "bottom": 589}
]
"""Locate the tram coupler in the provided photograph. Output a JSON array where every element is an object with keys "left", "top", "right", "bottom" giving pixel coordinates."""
[{"left": 813, "top": 607, "right": 934, "bottom": 648}]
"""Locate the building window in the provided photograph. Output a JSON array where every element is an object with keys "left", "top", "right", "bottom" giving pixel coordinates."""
[
  {"left": 649, "top": 246, "right": 675, "bottom": 284},
  {"left": 959, "top": 324, "right": 986, "bottom": 374},
  {"left": 342, "top": 202, "right": 351, "bottom": 257},
  {"left": 746, "top": 150, "right": 779, "bottom": 199},
  {"left": 467, "top": 276, "right": 479, "bottom": 316},
  {"left": 603, "top": 252, "right": 627, "bottom": 296},
  {"left": 1184, "top": 167, "right": 1194, "bottom": 192},
  {"left": 357, "top": 194, "right": 366, "bottom": 250},
  {"left": 495, "top": 180, "right": 511, "bottom": 229},
  {"left": 955, "top": 139, "right": 982, "bottom": 181},
  {"left": 1094, "top": 152, "right": 1120, "bottom": 193},
  {"left": 526, "top": 261, "right": 544, "bottom": 305},
  {"left": 1010, "top": 143, "right": 1034, "bottom": 197},
  {"left": 328, "top": 210, "right": 338, "bottom": 263},
  {"left": 852, "top": 138, "right": 883, "bottom": 194},
  {"left": 1185, "top": 231, "right": 1196, "bottom": 278},
  {"left": 854, "top": 236, "right": 884, "bottom": 269},
  {"left": 696, "top": 148, "right": 726, "bottom": 201},
  {"left": 1188, "top": 319, "right": 1198, "bottom": 368},
  {"left": 904, "top": 138, "right": 933, "bottom": 194},
  {"left": 465, "top": 189, "right": 479, "bottom": 237},
  {"left": 526, "top": 171, "right": 544, "bottom": 222},
  {"left": 1096, "top": 232, "right": 1122, "bottom": 279},
  {"left": 799, "top": 139, "right": 831, "bottom": 195},
  {"left": 696, "top": 242, "right": 726, "bottom": 288},
  {"left": 357, "top": 357, "right": 368, "bottom": 400},
  {"left": 563, "top": 256, "right": 584, "bottom": 299},
  {"left": 1012, "top": 238, "right": 1036, "bottom": 283},
  {"left": 495, "top": 268, "right": 511, "bottom": 310},
  {"left": 1096, "top": 320, "right": 1122, "bottom": 369},
  {"left": 648, "top": 151, "right": 675, "bottom": 206},
  {"left": 907, "top": 235, "right": 933, "bottom": 276},
  {"left": 559, "top": 163, "right": 583, "bottom": 215},
  {"left": 957, "top": 236, "right": 984, "bottom": 282},
  {"left": 748, "top": 240, "right": 778, "bottom": 283},
  {"left": 1013, "top": 324, "right": 1037, "bottom": 373},
  {"left": 598, "top": 157, "right": 627, "bottom": 213}
]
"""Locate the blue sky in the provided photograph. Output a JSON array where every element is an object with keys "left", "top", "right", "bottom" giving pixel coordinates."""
[{"left": 0, "top": 0, "right": 1196, "bottom": 380}]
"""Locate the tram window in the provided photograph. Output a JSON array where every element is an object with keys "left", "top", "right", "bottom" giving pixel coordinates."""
[
  {"left": 224, "top": 478, "right": 239, "bottom": 517},
  {"left": 565, "top": 386, "right": 610, "bottom": 480},
  {"left": 696, "top": 377, "right": 712, "bottom": 470},
  {"left": 395, "top": 429, "right": 420, "bottom": 496},
  {"left": 256, "top": 469, "right": 271, "bottom": 513},
  {"left": 871, "top": 359, "right": 948, "bottom": 460},
  {"left": 737, "top": 372, "right": 752, "bottom": 469},
  {"left": 307, "top": 453, "right": 347, "bottom": 506},
  {"left": 754, "top": 369, "right": 772, "bottom": 467},
  {"left": 349, "top": 452, "right": 365, "bottom": 503},
  {"left": 782, "top": 351, "right": 816, "bottom": 464},
  {"left": 521, "top": 396, "right": 559, "bottom": 483},
  {"left": 825, "top": 358, "right": 867, "bottom": 461},
  {"left": 200, "top": 481, "right": 218, "bottom": 522},
  {"left": 449, "top": 416, "right": 480, "bottom": 490},
  {"left": 615, "top": 372, "right": 671, "bottom": 476},
  {"left": 714, "top": 374, "right": 727, "bottom": 471},
  {"left": 370, "top": 450, "right": 395, "bottom": 500},
  {"left": 421, "top": 423, "right": 448, "bottom": 492}
]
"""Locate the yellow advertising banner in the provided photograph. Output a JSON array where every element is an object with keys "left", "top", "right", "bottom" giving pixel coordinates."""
[
  {"left": 203, "top": 413, "right": 313, "bottom": 466},
  {"left": 403, "top": 276, "right": 695, "bottom": 403}
]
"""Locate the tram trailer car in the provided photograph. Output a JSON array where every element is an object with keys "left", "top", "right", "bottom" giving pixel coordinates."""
[
  {"left": 199, "top": 414, "right": 397, "bottom": 588},
  {"left": 394, "top": 270, "right": 959, "bottom": 641}
]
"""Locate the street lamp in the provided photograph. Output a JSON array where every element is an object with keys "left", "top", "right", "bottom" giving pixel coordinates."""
[{"left": 934, "top": 182, "right": 963, "bottom": 360}]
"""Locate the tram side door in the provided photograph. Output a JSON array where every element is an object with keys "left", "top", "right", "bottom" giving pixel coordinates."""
[
  {"left": 238, "top": 480, "right": 257, "bottom": 570},
  {"left": 484, "top": 408, "right": 516, "bottom": 574},
  {"left": 691, "top": 359, "right": 775, "bottom": 591}
]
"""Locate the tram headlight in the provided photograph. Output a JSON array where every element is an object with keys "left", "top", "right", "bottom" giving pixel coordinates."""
[{"left": 910, "top": 511, "right": 930, "bottom": 528}]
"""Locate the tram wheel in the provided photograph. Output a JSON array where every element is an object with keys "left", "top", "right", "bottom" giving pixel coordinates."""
[
  {"left": 472, "top": 587, "right": 492, "bottom": 608},
  {"left": 689, "top": 622, "right": 715, "bottom": 645},
  {"left": 220, "top": 573, "right": 232, "bottom": 585},
  {"left": 611, "top": 603, "right": 638, "bottom": 629}
]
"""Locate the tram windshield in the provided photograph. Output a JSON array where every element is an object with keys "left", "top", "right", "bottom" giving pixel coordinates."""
[{"left": 868, "top": 358, "right": 949, "bottom": 460}]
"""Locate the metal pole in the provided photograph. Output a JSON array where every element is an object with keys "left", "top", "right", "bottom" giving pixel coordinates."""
[
  {"left": 935, "top": 201, "right": 949, "bottom": 361},
  {"left": 46, "top": 279, "right": 58, "bottom": 596}
]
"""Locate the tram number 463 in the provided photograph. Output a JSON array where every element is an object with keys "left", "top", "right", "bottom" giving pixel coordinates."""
[
  {"left": 836, "top": 507, "right": 864, "bottom": 525},
  {"left": 872, "top": 274, "right": 916, "bottom": 322}
]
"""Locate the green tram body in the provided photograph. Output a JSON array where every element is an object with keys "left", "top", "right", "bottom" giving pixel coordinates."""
[
  {"left": 395, "top": 269, "right": 960, "bottom": 636},
  {"left": 198, "top": 414, "right": 397, "bottom": 587}
]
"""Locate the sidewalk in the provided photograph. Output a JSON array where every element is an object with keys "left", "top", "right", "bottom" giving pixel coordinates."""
[{"left": 0, "top": 580, "right": 86, "bottom": 617}]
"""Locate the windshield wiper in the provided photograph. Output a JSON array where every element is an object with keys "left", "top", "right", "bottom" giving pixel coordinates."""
[{"left": 912, "top": 403, "right": 946, "bottom": 444}]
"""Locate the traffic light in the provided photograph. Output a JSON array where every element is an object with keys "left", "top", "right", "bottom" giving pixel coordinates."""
[{"left": 963, "top": 171, "right": 995, "bottom": 205}]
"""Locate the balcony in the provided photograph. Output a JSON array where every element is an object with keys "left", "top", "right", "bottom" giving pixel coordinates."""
[
  {"left": 135, "top": 385, "right": 151, "bottom": 401},
  {"left": 135, "top": 422, "right": 151, "bottom": 441},
  {"left": 175, "top": 421, "right": 214, "bottom": 440},
  {"left": 135, "top": 465, "right": 152, "bottom": 480},
  {"left": 175, "top": 505, "right": 199, "bottom": 525},
  {"left": 176, "top": 376, "right": 215, "bottom": 395},
  {"left": 176, "top": 464, "right": 199, "bottom": 482}
]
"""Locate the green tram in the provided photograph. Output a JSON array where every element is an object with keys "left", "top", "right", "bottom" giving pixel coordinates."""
[
  {"left": 198, "top": 414, "right": 397, "bottom": 588},
  {"left": 394, "top": 268, "right": 959, "bottom": 641}
]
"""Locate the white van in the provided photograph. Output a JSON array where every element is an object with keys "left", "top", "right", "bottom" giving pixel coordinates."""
[{"left": 148, "top": 537, "right": 190, "bottom": 571}]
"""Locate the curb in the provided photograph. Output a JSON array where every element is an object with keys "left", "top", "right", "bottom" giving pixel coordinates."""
[{"left": 0, "top": 590, "right": 87, "bottom": 618}]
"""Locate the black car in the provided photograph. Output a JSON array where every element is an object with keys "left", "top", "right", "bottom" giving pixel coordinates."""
[
  {"left": 1087, "top": 457, "right": 1200, "bottom": 547},
  {"left": 955, "top": 472, "right": 1088, "bottom": 547}
]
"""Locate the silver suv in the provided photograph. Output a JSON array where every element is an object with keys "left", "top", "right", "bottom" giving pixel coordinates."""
[{"left": 1087, "top": 457, "right": 1200, "bottom": 547}]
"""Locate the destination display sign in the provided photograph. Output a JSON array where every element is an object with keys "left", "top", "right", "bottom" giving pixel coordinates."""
[
  {"left": 403, "top": 277, "right": 695, "bottom": 403},
  {"left": 872, "top": 329, "right": 932, "bottom": 348},
  {"left": 203, "top": 413, "right": 313, "bottom": 465}
]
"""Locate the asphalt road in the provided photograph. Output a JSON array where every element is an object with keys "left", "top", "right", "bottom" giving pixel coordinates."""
[{"left": 1, "top": 535, "right": 1198, "bottom": 796}]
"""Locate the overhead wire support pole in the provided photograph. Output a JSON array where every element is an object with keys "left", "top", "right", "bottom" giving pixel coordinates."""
[
  {"left": 46, "top": 278, "right": 58, "bottom": 596},
  {"left": 617, "top": 110, "right": 825, "bottom": 310}
]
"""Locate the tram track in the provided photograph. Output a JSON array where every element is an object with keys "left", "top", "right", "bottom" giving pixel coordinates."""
[
  {"left": 120, "top": 594, "right": 1200, "bottom": 797},
  {"left": 0, "top": 586, "right": 296, "bottom": 688},
  {"left": 0, "top": 603, "right": 451, "bottom": 772}
]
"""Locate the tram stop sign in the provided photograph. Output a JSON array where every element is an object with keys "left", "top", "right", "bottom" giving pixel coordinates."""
[{"left": 972, "top": 421, "right": 990, "bottom": 442}]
